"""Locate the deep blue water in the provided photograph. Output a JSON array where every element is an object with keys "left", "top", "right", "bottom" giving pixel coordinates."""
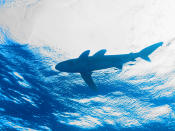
[{"left": 0, "top": 28, "right": 175, "bottom": 131}]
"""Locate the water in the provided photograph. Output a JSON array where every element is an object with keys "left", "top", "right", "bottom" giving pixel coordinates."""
[{"left": 0, "top": 28, "right": 175, "bottom": 130}]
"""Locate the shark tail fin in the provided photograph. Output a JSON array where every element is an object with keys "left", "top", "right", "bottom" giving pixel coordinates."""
[{"left": 138, "top": 42, "right": 163, "bottom": 62}]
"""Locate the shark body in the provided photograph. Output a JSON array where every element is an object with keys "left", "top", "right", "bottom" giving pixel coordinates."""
[{"left": 55, "top": 42, "right": 163, "bottom": 89}]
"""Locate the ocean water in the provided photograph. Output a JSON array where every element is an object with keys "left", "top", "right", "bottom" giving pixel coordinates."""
[
  {"left": 1, "top": 0, "right": 175, "bottom": 130},
  {"left": 0, "top": 27, "right": 175, "bottom": 131}
]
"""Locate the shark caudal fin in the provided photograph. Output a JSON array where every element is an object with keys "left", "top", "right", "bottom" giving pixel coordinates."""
[{"left": 138, "top": 42, "right": 163, "bottom": 62}]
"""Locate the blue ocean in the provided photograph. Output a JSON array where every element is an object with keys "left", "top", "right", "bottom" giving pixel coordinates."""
[
  {"left": 1, "top": 0, "right": 175, "bottom": 130},
  {"left": 0, "top": 26, "right": 175, "bottom": 131}
]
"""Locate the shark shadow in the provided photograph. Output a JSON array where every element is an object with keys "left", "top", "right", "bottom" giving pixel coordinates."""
[{"left": 55, "top": 42, "right": 163, "bottom": 89}]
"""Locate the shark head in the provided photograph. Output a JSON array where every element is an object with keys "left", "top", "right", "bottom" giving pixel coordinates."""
[
  {"left": 55, "top": 59, "right": 84, "bottom": 73},
  {"left": 55, "top": 59, "right": 75, "bottom": 72},
  {"left": 55, "top": 50, "right": 91, "bottom": 73}
]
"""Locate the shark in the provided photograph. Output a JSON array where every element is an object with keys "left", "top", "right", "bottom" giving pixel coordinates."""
[{"left": 55, "top": 42, "right": 163, "bottom": 89}]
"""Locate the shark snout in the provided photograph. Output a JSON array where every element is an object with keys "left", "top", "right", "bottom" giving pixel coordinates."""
[{"left": 55, "top": 63, "right": 64, "bottom": 71}]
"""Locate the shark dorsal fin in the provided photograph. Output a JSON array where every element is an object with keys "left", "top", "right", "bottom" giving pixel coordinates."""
[
  {"left": 93, "top": 49, "right": 107, "bottom": 57},
  {"left": 79, "top": 50, "right": 90, "bottom": 60}
]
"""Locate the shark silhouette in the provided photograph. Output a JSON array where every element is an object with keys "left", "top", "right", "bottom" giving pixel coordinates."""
[{"left": 55, "top": 42, "right": 163, "bottom": 89}]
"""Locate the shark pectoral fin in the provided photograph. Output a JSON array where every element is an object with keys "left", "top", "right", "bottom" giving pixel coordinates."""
[
  {"left": 79, "top": 50, "right": 90, "bottom": 60},
  {"left": 93, "top": 49, "right": 107, "bottom": 57},
  {"left": 80, "top": 72, "right": 97, "bottom": 89}
]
